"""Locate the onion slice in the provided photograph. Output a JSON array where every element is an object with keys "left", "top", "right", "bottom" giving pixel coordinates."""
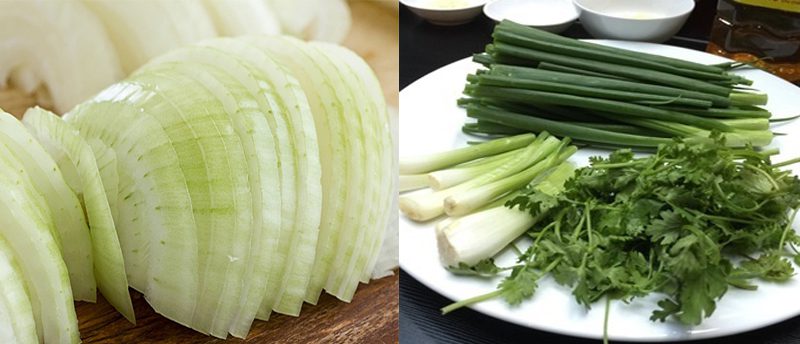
[
  {"left": 0, "top": 231, "right": 37, "bottom": 344},
  {"left": 22, "top": 107, "right": 135, "bottom": 323},
  {"left": 82, "top": 0, "right": 217, "bottom": 74},
  {"left": 305, "top": 0, "right": 351, "bottom": 43},
  {"left": 87, "top": 138, "right": 120, "bottom": 223},
  {"left": 0, "top": 136, "right": 79, "bottom": 343},
  {"left": 0, "top": 111, "right": 96, "bottom": 301},
  {"left": 0, "top": 0, "right": 122, "bottom": 113},
  {"left": 312, "top": 42, "right": 394, "bottom": 297},
  {"left": 66, "top": 89, "right": 201, "bottom": 327},
  {"left": 200, "top": 0, "right": 280, "bottom": 36}
]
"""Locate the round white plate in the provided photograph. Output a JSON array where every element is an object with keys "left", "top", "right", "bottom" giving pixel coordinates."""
[{"left": 399, "top": 40, "right": 800, "bottom": 341}]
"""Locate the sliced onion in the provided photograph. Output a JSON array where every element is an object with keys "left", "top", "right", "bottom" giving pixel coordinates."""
[
  {"left": 311, "top": 42, "right": 394, "bottom": 296},
  {"left": 66, "top": 89, "right": 201, "bottom": 327},
  {"left": 142, "top": 47, "right": 281, "bottom": 337},
  {"left": 0, "top": 0, "right": 123, "bottom": 113},
  {"left": 372, "top": 106, "right": 399, "bottom": 279},
  {"left": 0, "top": 229, "right": 37, "bottom": 344},
  {"left": 265, "top": 0, "right": 319, "bottom": 36},
  {"left": 192, "top": 37, "right": 326, "bottom": 319},
  {"left": 22, "top": 107, "right": 134, "bottom": 323},
  {"left": 87, "top": 138, "right": 120, "bottom": 223},
  {"left": 305, "top": 0, "right": 351, "bottom": 43},
  {"left": 0, "top": 136, "right": 78, "bottom": 343},
  {"left": 46, "top": 35, "right": 393, "bottom": 340},
  {"left": 201, "top": 0, "right": 281, "bottom": 36},
  {"left": 0, "top": 111, "right": 96, "bottom": 302},
  {"left": 82, "top": 0, "right": 217, "bottom": 74}
]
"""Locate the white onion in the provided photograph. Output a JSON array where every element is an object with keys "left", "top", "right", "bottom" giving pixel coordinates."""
[
  {"left": 0, "top": 0, "right": 123, "bottom": 113},
  {"left": 23, "top": 107, "right": 135, "bottom": 323},
  {"left": 81, "top": 0, "right": 218, "bottom": 74},
  {"left": 201, "top": 0, "right": 281, "bottom": 36},
  {"left": 0, "top": 112, "right": 95, "bottom": 302}
]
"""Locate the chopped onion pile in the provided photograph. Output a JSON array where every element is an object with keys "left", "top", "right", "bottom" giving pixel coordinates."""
[
  {"left": 0, "top": 35, "right": 393, "bottom": 342},
  {"left": 0, "top": 0, "right": 352, "bottom": 114}
]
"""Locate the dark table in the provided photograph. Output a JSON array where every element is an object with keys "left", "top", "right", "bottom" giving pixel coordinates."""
[{"left": 399, "top": 3, "right": 800, "bottom": 344}]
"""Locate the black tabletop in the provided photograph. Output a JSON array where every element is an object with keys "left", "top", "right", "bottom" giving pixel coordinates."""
[{"left": 399, "top": 3, "right": 800, "bottom": 344}]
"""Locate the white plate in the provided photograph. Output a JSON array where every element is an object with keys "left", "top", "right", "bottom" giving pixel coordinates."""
[{"left": 399, "top": 40, "right": 800, "bottom": 341}]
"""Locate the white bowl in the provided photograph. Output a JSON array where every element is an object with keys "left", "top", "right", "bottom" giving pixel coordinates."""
[
  {"left": 401, "top": 0, "right": 490, "bottom": 26},
  {"left": 484, "top": 0, "right": 579, "bottom": 33},
  {"left": 573, "top": 0, "right": 694, "bottom": 43}
]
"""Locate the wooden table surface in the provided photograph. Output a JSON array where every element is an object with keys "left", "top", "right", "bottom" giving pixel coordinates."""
[
  {"left": 2, "top": 2, "right": 400, "bottom": 343},
  {"left": 77, "top": 274, "right": 398, "bottom": 343}
]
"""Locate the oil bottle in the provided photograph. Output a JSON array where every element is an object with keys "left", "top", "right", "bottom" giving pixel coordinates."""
[{"left": 707, "top": 0, "right": 800, "bottom": 83}]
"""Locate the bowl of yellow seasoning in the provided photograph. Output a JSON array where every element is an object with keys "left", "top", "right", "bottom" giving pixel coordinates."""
[
  {"left": 401, "top": 0, "right": 490, "bottom": 26},
  {"left": 573, "top": 0, "right": 695, "bottom": 42}
]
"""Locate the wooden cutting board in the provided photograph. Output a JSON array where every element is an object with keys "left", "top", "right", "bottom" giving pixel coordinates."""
[
  {"left": 2, "top": 2, "right": 399, "bottom": 343},
  {"left": 77, "top": 275, "right": 398, "bottom": 343}
]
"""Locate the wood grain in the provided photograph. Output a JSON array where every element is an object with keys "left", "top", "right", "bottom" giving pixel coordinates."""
[
  {"left": 1, "top": 2, "right": 399, "bottom": 343},
  {"left": 76, "top": 273, "right": 398, "bottom": 343},
  {"left": 343, "top": 1, "right": 400, "bottom": 107},
  {"left": 0, "top": 87, "right": 37, "bottom": 118}
]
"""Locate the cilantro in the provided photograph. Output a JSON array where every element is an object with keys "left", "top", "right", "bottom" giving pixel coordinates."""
[
  {"left": 446, "top": 258, "right": 506, "bottom": 277},
  {"left": 444, "top": 137, "right": 800, "bottom": 329}
]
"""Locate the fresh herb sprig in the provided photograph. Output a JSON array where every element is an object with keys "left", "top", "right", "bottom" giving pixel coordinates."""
[{"left": 443, "top": 136, "right": 800, "bottom": 340}]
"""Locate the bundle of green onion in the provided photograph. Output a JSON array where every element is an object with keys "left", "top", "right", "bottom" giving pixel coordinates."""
[
  {"left": 463, "top": 20, "right": 778, "bottom": 149},
  {"left": 399, "top": 133, "right": 577, "bottom": 267}
]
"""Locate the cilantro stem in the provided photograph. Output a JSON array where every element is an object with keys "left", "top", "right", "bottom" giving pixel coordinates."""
[
  {"left": 603, "top": 297, "right": 611, "bottom": 344},
  {"left": 441, "top": 289, "right": 505, "bottom": 314},
  {"left": 592, "top": 161, "right": 641, "bottom": 169},
  {"left": 541, "top": 257, "right": 562, "bottom": 274},
  {"left": 532, "top": 222, "right": 555, "bottom": 250},
  {"left": 778, "top": 208, "right": 800, "bottom": 251},
  {"left": 772, "top": 156, "right": 800, "bottom": 168},
  {"left": 571, "top": 207, "right": 587, "bottom": 240},
  {"left": 586, "top": 204, "right": 594, "bottom": 245},
  {"left": 682, "top": 206, "right": 757, "bottom": 224},
  {"left": 731, "top": 147, "right": 778, "bottom": 160}
]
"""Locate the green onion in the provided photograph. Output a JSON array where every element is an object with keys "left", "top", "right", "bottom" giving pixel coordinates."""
[
  {"left": 428, "top": 148, "right": 525, "bottom": 190},
  {"left": 497, "top": 20, "right": 726, "bottom": 74},
  {"left": 490, "top": 42, "right": 733, "bottom": 97},
  {"left": 537, "top": 62, "right": 629, "bottom": 80},
  {"left": 399, "top": 133, "right": 535, "bottom": 174},
  {"left": 730, "top": 91, "right": 769, "bottom": 106},
  {"left": 465, "top": 104, "right": 673, "bottom": 148},
  {"left": 457, "top": 20, "right": 773, "bottom": 150},
  {"left": 436, "top": 161, "right": 575, "bottom": 267},
  {"left": 493, "top": 29, "right": 736, "bottom": 82},
  {"left": 473, "top": 73, "right": 713, "bottom": 108},
  {"left": 400, "top": 174, "right": 430, "bottom": 193},
  {"left": 589, "top": 112, "right": 773, "bottom": 147},
  {"left": 473, "top": 53, "right": 494, "bottom": 66},
  {"left": 465, "top": 85, "right": 733, "bottom": 132},
  {"left": 462, "top": 122, "right": 528, "bottom": 136},
  {"left": 490, "top": 64, "right": 732, "bottom": 107},
  {"left": 657, "top": 106, "right": 771, "bottom": 119},
  {"left": 400, "top": 134, "right": 550, "bottom": 221},
  {"left": 719, "top": 118, "right": 770, "bottom": 131},
  {"left": 445, "top": 142, "right": 575, "bottom": 216}
]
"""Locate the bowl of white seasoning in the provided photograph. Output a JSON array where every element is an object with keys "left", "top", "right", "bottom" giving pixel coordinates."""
[
  {"left": 401, "top": 0, "right": 490, "bottom": 26},
  {"left": 573, "top": 0, "right": 695, "bottom": 42}
]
